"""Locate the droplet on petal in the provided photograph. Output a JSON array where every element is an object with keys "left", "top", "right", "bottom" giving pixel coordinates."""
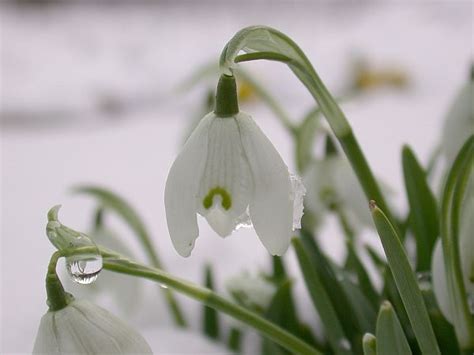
[
  {"left": 234, "top": 208, "right": 253, "bottom": 231},
  {"left": 290, "top": 173, "right": 306, "bottom": 230}
]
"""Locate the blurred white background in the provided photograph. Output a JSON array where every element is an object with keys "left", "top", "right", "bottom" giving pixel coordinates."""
[{"left": 1, "top": 1, "right": 472, "bottom": 353}]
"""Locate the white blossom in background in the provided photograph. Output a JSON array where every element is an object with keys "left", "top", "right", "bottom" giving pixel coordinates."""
[
  {"left": 304, "top": 156, "right": 377, "bottom": 230},
  {"left": 140, "top": 327, "right": 229, "bottom": 354},
  {"left": 165, "top": 111, "right": 303, "bottom": 257},
  {"left": 441, "top": 78, "right": 474, "bottom": 168},
  {"left": 33, "top": 299, "right": 152, "bottom": 354},
  {"left": 225, "top": 272, "right": 276, "bottom": 312},
  {"left": 432, "top": 191, "right": 474, "bottom": 323}
]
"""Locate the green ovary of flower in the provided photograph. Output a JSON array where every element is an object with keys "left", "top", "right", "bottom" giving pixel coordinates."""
[{"left": 203, "top": 187, "right": 232, "bottom": 210}]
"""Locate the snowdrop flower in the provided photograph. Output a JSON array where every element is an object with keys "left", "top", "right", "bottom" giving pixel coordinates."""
[
  {"left": 432, "top": 192, "right": 474, "bottom": 323},
  {"left": 304, "top": 155, "right": 374, "bottom": 230},
  {"left": 225, "top": 272, "right": 276, "bottom": 313},
  {"left": 441, "top": 76, "right": 474, "bottom": 168},
  {"left": 33, "top": 299, "right": 152, "bottom": 354},
  {"left": 165, "top": 74, "right": 304, "bottom": 257}
]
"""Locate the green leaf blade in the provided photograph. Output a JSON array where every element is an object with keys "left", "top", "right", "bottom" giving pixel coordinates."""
[
  {"left": 362, "top": 333, "right": 376, "bottom": 355},
  {"left": 402, "top": 145, "right": 439, "bottom": 271},
  {"left": 202, "top": 264, "right": 219, "bottom": 340},
  {"left": 376, "top": 301, "right": 412, "bottom": 355},
  {"left": 439, "top": 135, "right": 474, "bottom": 349},
  {"left": 292, "top": 237, "right": 352, "bottom": 355},
  {"left": 370, "top": 202, "right": 440, "bottom": 354}
]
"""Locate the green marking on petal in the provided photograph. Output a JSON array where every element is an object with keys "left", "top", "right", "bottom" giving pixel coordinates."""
[{"left": 203, "top": 187, "right": 232, "bottom": 210}]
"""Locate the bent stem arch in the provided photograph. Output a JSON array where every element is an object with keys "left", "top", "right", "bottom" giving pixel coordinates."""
[{"left": 219, "top": 26, "right": 396, "bottom": 228}]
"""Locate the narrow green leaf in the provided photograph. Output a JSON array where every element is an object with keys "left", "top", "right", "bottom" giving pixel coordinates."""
[
  {"left": 362, "top": 333, "right": 376, "bottom": 355},
  {"left": 365, "top": 245, "right": 387, "bottom": 269},
  {"left": 265, "top": 280, "right": 299, "bottom": 334},
  {"left": 261, "top": 339, "right": 288, "bottom": 355},
  {"left": 376, "top": 301, "right": 412, "bottom": 355},
  {"left": 339, "top": 278, "right": 377, "bottom": 334},
  {"left": 272, "top": 256, "right": 286, "bottom": 282},
  {"left": 402, "top": 145, "right": 439, "bottom": 271},
  {"left": 202, "top": 264, "right": 219, "bottom": 339},
  {"left": 345, "top": 241, "right": 380, "bottom": 310},
  {"left": 381, "top": 268, "right": 418, "bottom": 352},
  {"left": 421, "top": 285, "right": 460, "bottom": 355},
  {"left": 370, "top": 202, "right": 440, "bottom": 354},
  {"left": 439, "top": 135, "right": 474, "bottom": 349},
  {"left": 292, "top": 237, "right": 352, "bottom": 355},
  {"left": 262, "top": 279, "right": 295, "bottom": 355},
  {"left": 227, "top": 327, "right": 243, "bottom": 353},
  {"left": 301, "top": 232, "right": 364, "bottom": 351}
]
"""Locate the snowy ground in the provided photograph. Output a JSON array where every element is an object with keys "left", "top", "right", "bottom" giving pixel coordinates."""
[{"left": 1, "top": 1, "right": 472, "bottom": 353}]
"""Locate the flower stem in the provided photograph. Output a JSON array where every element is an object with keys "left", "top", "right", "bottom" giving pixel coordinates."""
[
  {"left": 214, "top": 74, "right": 239, "bottom": 117},
  {"left": 45, "top": 251, "right": 72, "bottom": 311},
  {"left": 221, "top": 26, "right": 398, "bottom": 228},
  {"left": 102, "top": 256, "right": 321, "bottom": 355}
]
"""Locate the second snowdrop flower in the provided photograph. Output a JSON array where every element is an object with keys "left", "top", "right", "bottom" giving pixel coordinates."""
[{"left": 165, "top": 74, "right": 304, "bottom": 257}]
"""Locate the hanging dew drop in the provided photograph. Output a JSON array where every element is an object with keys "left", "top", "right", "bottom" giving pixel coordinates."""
[
  {"left": 234, "top": 208, "right": 253, "bottom": 231},
  {"left": 66, "top": 254, "right": 103, "bottom": 285}
]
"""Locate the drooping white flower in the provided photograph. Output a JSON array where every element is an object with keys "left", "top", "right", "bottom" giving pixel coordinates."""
[
  {"left": 432, "top": 192, "right": 474, "bottom": 323},
  {"left": 304, "top": 155, "right": 376, "bottom": 230},
  {"left": 33, "top": 299, "right": 152, "bottom": 354},
  {"left": 225, "top": 272, "right": 276, "bottom": 312},
  {"left": 441, "top": 78, "right": 474, "bottom": 168},
  {"left": 165, "top": 74, "right": 303, "bottom": 257}
]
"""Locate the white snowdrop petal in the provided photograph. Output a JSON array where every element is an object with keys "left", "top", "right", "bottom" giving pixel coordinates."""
[
  {"left": 432, "top": 239, "right": 454, "bottom": 323},
  {"left": 33, "top": 300, "right": 152, "bottom": 354},
  {"left": 205, "top": 205, "right": 236, "bottom": 237},
  {"left": 33, "top": 312, "right": 60, "bottom": 354},
  {"left": 303, "top": 159, "right": 337, "bottom": 224},
  {"left": 333, "top": 158, "right": 373, "bottom": 228},
  {"left": 226, "top": 272, "right": 276, "bottom": 310},
  {"left": 197, "top": 116, "right": 253, "bottom": 236},
  {"left": 165, "top": 114, "right": 213, "bottom": 257},
  {"left": 442, "top": 81, "right": 474, "bottom": 167},
  {"left": 237, "top": 112, "right": 292, "bottom": 255}
]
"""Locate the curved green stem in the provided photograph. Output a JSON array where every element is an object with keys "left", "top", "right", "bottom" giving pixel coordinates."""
[
  {"left": 46, "top": 251, "right": 71, "bottom": 311},
  {"left": 219, "top": 26, "right": 397, "bottom": 228},
  {"left": 99, "top": 252, "right": 321, "bottom": 355}
]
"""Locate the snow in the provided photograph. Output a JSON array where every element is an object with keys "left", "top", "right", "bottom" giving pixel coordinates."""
[{"left": 1, "top": 1, "right": 472, "bottom": 353}]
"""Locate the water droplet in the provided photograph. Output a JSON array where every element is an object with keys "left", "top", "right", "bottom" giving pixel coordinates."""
[
  {"left": 338, "top": 338, "right": 351, "bottom": 350},
  {"left": 290, "top": 174, "right": 306, "bottom": 231},
  {"left": 66, "top": 254, "right": 103, "bottom": 285},
  {"left": 416, "top": 271, "right": 432, "bottom": 282},
  {"left": 416, "top": 271, "right": 432, "bottom": 291},
  {"left": 234, "top": 209, "right": 252, "bottom": 231}
]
